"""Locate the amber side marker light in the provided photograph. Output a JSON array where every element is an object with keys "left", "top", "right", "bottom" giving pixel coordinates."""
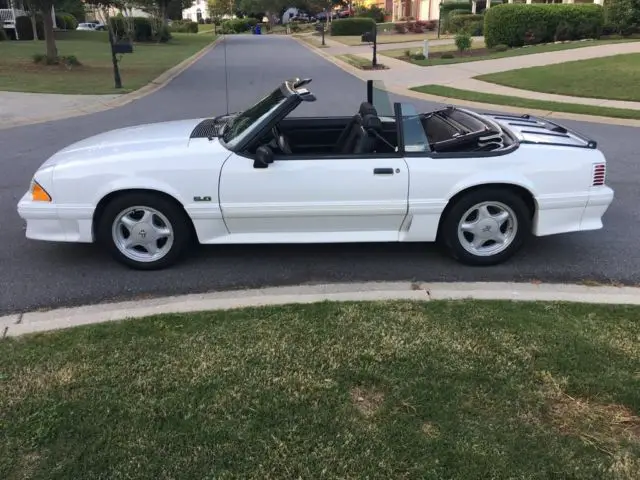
[{"left": 31, "top": 181, "right": 52, "bottom": 202}]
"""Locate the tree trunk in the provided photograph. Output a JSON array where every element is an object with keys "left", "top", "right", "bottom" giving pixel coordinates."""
[
  {"left": 41, "top": 5, "right": 57, "bottom": 61},
  {"left": 30, "top": 13, "right": 38, "bottom": 40}
]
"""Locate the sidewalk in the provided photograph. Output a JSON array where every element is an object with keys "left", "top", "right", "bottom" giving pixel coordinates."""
[
  {"left": 0, "top": 91, "right": 120, "bottom": 129},
  {"left": 314, "top": 34, "right": 472, "bottom": 55},
  {"left": 3, "top": 281, "right": 640, "bottom": 337},
  {"left": 338, "top": 41, "right": 640, "bottom": 111}
]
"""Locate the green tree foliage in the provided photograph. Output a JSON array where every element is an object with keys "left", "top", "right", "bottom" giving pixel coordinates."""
[{"left": 604, "top": 0, "right": 640, "bottom": 35}]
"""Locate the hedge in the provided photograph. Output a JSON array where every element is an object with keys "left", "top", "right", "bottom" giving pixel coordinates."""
[
  {"left": 221, "top": 17, "right": 260, "bottom": 33},
  {"left": 330, "top": 17, "right": 375, "bottom": 36},
  {"left": 484, "top": 4, "right": 604, "bottom": 48},
  {"left": 440, "top": 2, "right": 472, "bottom": 16},
  {"left": 449, "top": 13, "right": 484, "bottom": 35},
  {"left": 15, "top": 15, "right": 44, "bottom": 41},
  {"left": 109, "top": 16, "right": 171, "bottom": 43},
  {"left": 170, "top": 19, "right": 198, "bottom": 33}
]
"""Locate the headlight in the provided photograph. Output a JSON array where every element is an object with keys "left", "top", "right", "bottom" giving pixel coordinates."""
[{"left": 30, "top": 179, "right": 52, "bottom": 202}]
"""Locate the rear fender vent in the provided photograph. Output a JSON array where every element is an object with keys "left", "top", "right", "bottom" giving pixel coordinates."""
[{"left": 592, "top": 163, "right": 606, "bottom": 186}]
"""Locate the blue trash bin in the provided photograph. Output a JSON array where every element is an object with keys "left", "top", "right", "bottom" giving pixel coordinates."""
[{"left": 255, "top": 24, "right": 262, "bottom": 35}]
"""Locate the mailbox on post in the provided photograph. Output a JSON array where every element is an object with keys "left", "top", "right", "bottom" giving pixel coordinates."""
[
  {"left": 112, "top": 41, "right": 133, "bottom": 54},
  {"left": 315, "top": 22, "right": 326, "bottom": 46},
  {"left": 361, "top": 24, "right": 378, "bottom": 67},
  {"left": 108, "top": 26, "right": 134, "bottom": 89}
]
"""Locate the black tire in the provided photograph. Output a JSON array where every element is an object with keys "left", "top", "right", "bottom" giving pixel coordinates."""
[
  {"left": 96, "top": 192, "right": 193, "bottom": 270},
  {"left": 440, "top": 188, "right": 532, "bottom": 266}
]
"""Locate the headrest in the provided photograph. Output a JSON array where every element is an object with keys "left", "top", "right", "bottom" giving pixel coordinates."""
[
  {"left": 362, "top": 114, "right": 382, "bottom": 131},
  {"left": 359, "top": 102, "right": 377, "bottom": 116}
]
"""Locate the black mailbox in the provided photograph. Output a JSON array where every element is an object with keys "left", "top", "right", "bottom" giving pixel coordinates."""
[
  {"left": 315, "top": 23, "right": 324, "bottom": 32},
  {"left": 361, "top": 31, "right": 373, "bottom": 42},
  {"left": 112, "top": 42, "right": 133, "bottom": 54}
]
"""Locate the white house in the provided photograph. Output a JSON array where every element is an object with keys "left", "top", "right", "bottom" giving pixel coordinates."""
[
  {"left": 183, "top": 0, "right": 209, "bottom": 21},
  {"left": 0, "top": 0, "right": 57, "bottom": 39}
]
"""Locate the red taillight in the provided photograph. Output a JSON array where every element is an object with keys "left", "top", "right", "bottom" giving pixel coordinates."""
[{"left": 592, "top": 163, "right": 606, "bottom": 186}]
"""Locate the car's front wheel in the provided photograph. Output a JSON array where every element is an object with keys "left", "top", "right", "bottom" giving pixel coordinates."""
[
  {"left": 440, "top": 188, "right": 532, "bottom": 266},
  {"left": 97, "top": 192, "right": 193, "bottom": 270}
]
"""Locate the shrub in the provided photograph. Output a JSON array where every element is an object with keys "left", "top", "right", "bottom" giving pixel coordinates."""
[
  {"left": 15, "top": 15, "right": 44, "bottom": 41},
  {"left": 354, "top": 5, "right": 386, "bottom": 23},
  {"left": 289, "top": 21, "right": 301, "bottom": 32},
  {"left": 449, "top": 13, "right": 484, "bottom": 35},
  {"left": 441, "top": 52, "right": 455, "bottom": 59},
  {"left": 394, "top": 22, "right": 407, "bottom": 33},
  {"left": 484, "top": 4, "right": 604, "bottom": 48},
  {"left": 0, "top": 28, "right": 7, "bottom": 41},
  {"left": 170, "top": 20, "right": 198, "bottom": 33},
  {"left": 222, "top": 18, "right": 252, "bottom": 33},
  {"left": 492, "top": 43, "right": 509, "bottom": 52},
  {"left": 33, "top": 53, "right": 81, "bottom": 66},
  {"left": 109, "top": 16, "right": 171, "bottom": 42},
  {"left": 440, "top": 2, "right": 472, "bottom": 17},
  {"left": 604, "top": 0, "right": 640, "bottom": 36},
  {"left": 54, "top": 13, "right": 77, "bottom": 30},
  {"left": 455, "top": 30, "right": 472, "bottom": 51},
  {"left": 330, "top": 17, "right": 375, "bottom": 36},
  {"left": 63, "top": 13, "right": 78, "bottom": 30},
  {"left": 412, "top": 52, "right": 426, "bottom": 60},
  {"left": 441, "top": 2, "right": 472, "bottom": 31}
]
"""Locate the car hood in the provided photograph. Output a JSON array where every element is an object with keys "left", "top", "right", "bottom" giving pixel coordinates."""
[{"left": 39, "top": 118, "right": 226, "bottom": 169}]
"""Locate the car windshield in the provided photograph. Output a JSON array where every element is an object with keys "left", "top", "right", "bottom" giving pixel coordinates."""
[{"left": 222, "top": 88, "right": 287, "bottom": 145}]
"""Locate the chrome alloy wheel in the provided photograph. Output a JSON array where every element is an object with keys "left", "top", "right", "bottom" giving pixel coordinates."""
[
  {"left": 111, "top": 206, "right": 174, "bottom": 263},
  {"left": 457, "top": 201, "right": 518, "bottom": 257}
]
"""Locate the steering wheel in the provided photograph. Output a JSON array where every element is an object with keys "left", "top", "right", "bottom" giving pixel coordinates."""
[{"left": 271, "top": 126, "right": 292, "bottom": 155}]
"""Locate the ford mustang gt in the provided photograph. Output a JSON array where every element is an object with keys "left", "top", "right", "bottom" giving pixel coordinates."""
[{"left": 17, "top": 78, "right": 614, "bottom": 270}]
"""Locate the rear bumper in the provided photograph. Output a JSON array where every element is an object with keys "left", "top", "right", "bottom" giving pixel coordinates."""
[
  {"left": 17, "top": 192, "right": 94, "bottom": 243},
  {"left": 533, "top": 186, "right": 614, "bottom": 236},
  {"left": 581, "top": 186, "right": 615, "bottom": 231}
]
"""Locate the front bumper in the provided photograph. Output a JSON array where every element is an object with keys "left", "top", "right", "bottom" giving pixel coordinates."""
[{"left": 17, "top": 192, "right": 95, "bottom": 243}]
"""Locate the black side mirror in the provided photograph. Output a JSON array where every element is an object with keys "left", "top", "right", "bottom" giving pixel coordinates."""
[{"left": 253, "top": 145, "right": 274, "bottom": 169}]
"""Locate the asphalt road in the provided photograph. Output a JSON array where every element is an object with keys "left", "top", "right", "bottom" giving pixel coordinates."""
[{"left": 1, "top": 35, "right": 638, "bottom": 315}]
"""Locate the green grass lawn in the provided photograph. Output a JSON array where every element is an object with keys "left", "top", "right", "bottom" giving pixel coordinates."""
[
  {"left": 384, "top": 38, "right": 640, "bottom": 67},
  {"left": 197, "top": 23, "right": 215, "bottom": 33},
  {"left": 1, "top": 300, "right": 639, "bottom": 479},
  {"left": 411, "top": 84, "right": 640, "bottom": 120},
  {"left": 0, "top": 31, "right": 217, "bottom": 94},
  {"left": 335, "top": 53, "right": 387, "bottom": 69},
  {"left": 477, "top": 52, "right": 640, "bottom": 102}
]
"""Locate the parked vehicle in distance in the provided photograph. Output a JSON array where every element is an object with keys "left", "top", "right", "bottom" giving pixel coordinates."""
[
  {"left": 17, "top": 79, "right": 614, "bottom": 270},
  {"left": 76, "top": 22, "right": 105, "bottom": 31}
]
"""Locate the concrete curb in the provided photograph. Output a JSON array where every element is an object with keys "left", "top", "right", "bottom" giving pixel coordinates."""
[
  {"left": 292, "top": 36, "right": 640, "bottom": 128},
  {"left": 0, "top": 37, "right": 222, "bottom": 131},
  {"left": 2, "top": 281, "right": 640, "bottom": 338}
]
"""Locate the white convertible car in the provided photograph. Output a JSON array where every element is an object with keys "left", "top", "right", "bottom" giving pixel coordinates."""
[{"left": 17, "top": 78, "right": 614, "bottom": 270}]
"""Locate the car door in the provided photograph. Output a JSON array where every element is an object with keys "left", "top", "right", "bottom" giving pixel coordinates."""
[{"left": 218, "top": 153, "right": 410, "bottom": 242}]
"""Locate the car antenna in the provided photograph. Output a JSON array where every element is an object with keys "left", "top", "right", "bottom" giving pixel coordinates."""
[{"left": 223, "top": 32, "right": 230, "bottom": 116}]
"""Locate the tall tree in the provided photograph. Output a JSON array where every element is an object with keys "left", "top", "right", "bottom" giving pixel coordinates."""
[
  {"left": 27, "top": 0, "right": 58, "bottom": 59},
  {"left": 207, "top": 0, "right": 230, "bottom": 22}
]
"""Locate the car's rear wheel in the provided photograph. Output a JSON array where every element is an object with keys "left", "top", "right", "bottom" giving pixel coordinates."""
[
  {"left": 97, "top": 192, "right": 192, "bottom": 270},
  {"left": 440, "top": 188, "right": 531, "bottom": 266}
]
